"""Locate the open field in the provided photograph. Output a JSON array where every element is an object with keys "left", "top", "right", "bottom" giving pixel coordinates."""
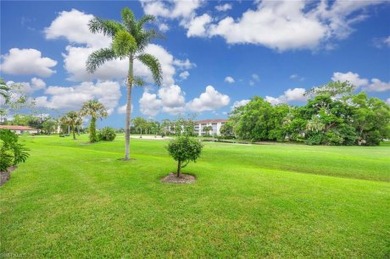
[{"left": 1, "top": 134, "right": 389, "bottom": 258}]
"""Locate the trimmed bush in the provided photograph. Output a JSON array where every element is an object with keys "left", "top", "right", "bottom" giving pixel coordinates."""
[
  {"left": 167, "top": 136, "right": 203, "bottom": 177},
  {"left": 98, "top": 127, "right": 116, "bottom": 141}
]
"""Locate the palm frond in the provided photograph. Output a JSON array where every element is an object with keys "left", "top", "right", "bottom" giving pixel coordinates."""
[
  {"left": 137, "top": 15, "right": 155, "bottom": 28},
  {"left": 113, "top": 30, "right": 137, "bottom": 57},
  {"left": 86, "top": 48, "right": 117, "bottom": 73},
  {"left": 133, "top": 76, "right": 146, "bottom": 87},
  {"left": 138, "top": 53, "right": 163, "bottom": 86},
  {"left": 121, "top": 7, "right": 136, "bottom": 34},
  {"left": 88, "top": 17, "right": 124, "bottom": 37}
]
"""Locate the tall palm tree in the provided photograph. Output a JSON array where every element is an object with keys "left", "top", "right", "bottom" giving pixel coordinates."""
[
  {"left": 86, "top": 7, "right": 162, "bottom": 160},
  {"left": 61, "top": 111, "right": 82, "bottom": 140},
  {"left": 80, "top": 100, "right": 108, "bottom": 143}
]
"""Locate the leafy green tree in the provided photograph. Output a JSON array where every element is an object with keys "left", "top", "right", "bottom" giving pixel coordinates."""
[
  {"left": 220, "top": 122, "right": 235, "bottom": 139},
  {"left": 235, "top": 97, "right": 274, "bottom": 141},
  {"left": 350, "top": 92, "right": 390, "bottom": 145},
  {"left": 61, "top": 111, "right": 82, "bottom": 140},
  {"left": 42, "top": 118, "right": 58, "bottom": 135},
  {"left": 132, "top": 117, "right": 147, "bottom": 137},
  {"left": 202, "top": 125, "right": 213, "bottom": 136},
  {"left": 0, "top": 130, "right": 29, "bottom": 172},
  {"left": 87, "top": 7, "right": 162, "bottom": 160},
  {"left": 98, "top": 127, "right": 117, "bottom": 141},
  {"left": 167, "top": 136, "right": 203, "bottom": 177},
  {"left": 80, "top": 100, "right": 108, "bottom": 143}
]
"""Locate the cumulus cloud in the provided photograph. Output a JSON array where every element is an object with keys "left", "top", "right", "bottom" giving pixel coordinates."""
[
  {"left": 186, "top": 14, "right": 212, "bottom": 37},
  {"left": 35, "top": 81, "right": 121, "bottom": 114},
  {"left": 224, "top": 76, "right": 235, "bottom": 84},
  {"left": 265, "top": 87, "right": 307, "bottom": 105},
  {"left": 139, "top": 92, "right": 162, "bottom": 116},
  {"left": 187, "top": 85, "right": 230, "bottom": 112},
  {"left": 141, "top": 0, "right": 204, "bottom": 20},
  {"left": 332, "top": 71, "right": 390, "bottom": 92},
  {"left": 0, "top": 48, "right": 57, "bottom": 77},
  {"left": 143, "top": 0, "right": 387, "bottom": 51},
  {"left": 117, "top": 104, "right": 133, "bottom": 114},
  {"left": 6, "top": 77, "right": 47, "bottom": 94},
  {"left": 215, "top": 3, "right": 232, "bottom": 12},
  {"left": 44, "top": 8, "right": 110, "bottom": 48},
  {"left": 179, "top": 71, "right": 190, "bottom": 80},
  {"left": 367, "top": 78, "right": 390, "bottom": 92},
  {"left": 138, "top": 84, "right": 186, "bottom": 117},
  {"left": 231, "top": 99, "right": 250, "bottom": 110},
  {"left": 45, "top": 9, "right": 194, "bottom": 86},
  {"left": 332, "top": 71, "right": 368, "bottom": 88}
]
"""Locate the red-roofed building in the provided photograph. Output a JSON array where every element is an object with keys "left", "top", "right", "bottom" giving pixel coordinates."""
[{"left": 0, "top": 125, "right": 38, "bottom": 135}]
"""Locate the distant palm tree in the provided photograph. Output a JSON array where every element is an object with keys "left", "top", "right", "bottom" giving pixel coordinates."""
[
  {"left": 86, "top": 7, "right": 162, "bottom": 160},
  {"left": 61, "top": 111, "right": 82, "bottom": 140},
  {"left": 80, "top": 100, "right": 108, "bottom": 143},
  {"left": 0, "top": 78, "right": 10, "bottom": 104}
]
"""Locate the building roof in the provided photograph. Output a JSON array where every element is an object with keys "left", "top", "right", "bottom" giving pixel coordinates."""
[
  {"left": 195, "top": 119, "right": 227, "bottom": 124},
  {"left": 0, "top": 125, "right": 36, "bottom": 131}
]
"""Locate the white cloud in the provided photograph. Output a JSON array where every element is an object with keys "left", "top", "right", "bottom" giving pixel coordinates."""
[
  {"left": 332, "top": 71, "right": 368, "bottom": 88},
  {"left": 186, "top": 14, "right": 212, "bottom": 37},
  {"left": 367, "top": 78, "right": 390, "bottom": 92},
  {"left": 44, "top": 9, "right": 110, "bottom": 48},
  {"left": 158, "top": 85, "right": 186, "bottom": 114},
  {"left": 157, "top": 0, "right": 385, "bottom": 51},
  {"left": 117, "top": 104, "right": 133, "bottom": 114},
  {"left": 252, "top": 74, "right": 260, "bottom": 81},
  {"left": 332, "top": 71, "right": 390, "bottom": 92},
  {"left": 231, "top": 99, "right": 250, "bottom": 110},
  {"left": 139, "top": 92, "right": 162, "bottom": 116},
  {"left": 283, "top": 88, "right": 307, "bottom": 101},
  {"left": 141, "top": 0, "right": 204, "bottom": 20},
  {"left": 0, "top": 48, "right": 57, "bottom": 77},
  {"left": 386, "top": 98, "right": 390, "bottom": 105},
  {"left": 173, "top": 58, "right": 196, "bottom": 70},
  {"left": 35, "top": 81, "right": 121, "bottom": 114},
  {"left": 215, "top": 3, "right": 232, "bottom": 12},
  {"left": 265, "top": 87, "right": 307, "bottom": 105},
  {"left": 45, "top": 9, "right": 195, "bottom": 86},
  {"left": 225, "top": 76, "right": 235, "bottom": 84},
  {"left": 138, "top": 84, "right": 186, "bottom": 116},
  {"left": 187, "top": 85, "right": 230, "bottom": 112},
  {"left": 265, "top": 96, "right": 283, "bottom": 105},
  {"left": 290, "top": 74, "right": 304, "bottom": 81},
  {"left": 179, "top": 71, "right": 190, "bottom": 80},
  {"left": 384, "top": 36, "right": 390, "bottom": 47},
  {"left": 159, "top": 23, "right": 170, "bottom": 32},
  {"left": 208, "top": 1, "right": 327, "bottom": 51}
]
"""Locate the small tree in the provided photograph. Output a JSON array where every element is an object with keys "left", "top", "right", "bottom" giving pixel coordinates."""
[
  {"left": 0, "top": 130, "right": 29, "bottom": 172},
  {"left": 80, "top": 100, "right": 108, "bottom": 143},
  {"left": 167, "top": 136, "right": 203, "bottom": 177}
]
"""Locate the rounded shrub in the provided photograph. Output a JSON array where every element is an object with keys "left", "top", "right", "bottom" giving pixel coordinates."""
[{"left": 98, "top": 127, "right": 116, "bottom": 141}]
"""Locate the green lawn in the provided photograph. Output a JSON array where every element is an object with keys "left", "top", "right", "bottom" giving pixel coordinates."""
[{"left": 1, "top": 134, "right": 389, "bottom": 258}]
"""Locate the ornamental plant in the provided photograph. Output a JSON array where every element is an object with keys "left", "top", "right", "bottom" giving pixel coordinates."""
[
  {"left": 167, "top": 136, "right": 203, "bottom": 177},
  {"left": 0, "top": 130, "right": 30, "bottom": 172}
]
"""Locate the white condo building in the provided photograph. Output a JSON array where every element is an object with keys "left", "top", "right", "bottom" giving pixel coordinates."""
[{"left": 194, "top": 119, "right": 227, "bottom": 136}]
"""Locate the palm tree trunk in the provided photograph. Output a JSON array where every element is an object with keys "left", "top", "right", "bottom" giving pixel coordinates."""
[{"left": 124, "top": 55, "right": 134, "bottom": 160}]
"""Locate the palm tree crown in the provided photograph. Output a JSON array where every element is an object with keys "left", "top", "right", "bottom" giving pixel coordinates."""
[
  {"left": 80, "top": 100, "right": 108, "bottom": 143},
  {"left": 86, "top": 7, "right": 163, "bottom": 160}
]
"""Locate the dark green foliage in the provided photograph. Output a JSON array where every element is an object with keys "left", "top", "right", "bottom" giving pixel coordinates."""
[
  {"left": 227, "top": 81, "right": 390, "bottom": 146},
  {"left": 0, "top": 130, "right": 29, "bottom": 171},
  {"left": 98, "top": 127, "right": 117, "bottom": 141},
  {"left": 167, "top": 136, "right": 203, "bottom": 177}
]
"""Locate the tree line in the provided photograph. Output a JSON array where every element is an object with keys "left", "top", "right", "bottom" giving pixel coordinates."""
[{"left": 221, "top": 81, "right": 390, "bottom": 146}]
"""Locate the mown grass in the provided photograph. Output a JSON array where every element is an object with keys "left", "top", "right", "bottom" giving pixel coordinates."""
[{"left": 1, "top": 134, "right": 389, "bottom": 258}]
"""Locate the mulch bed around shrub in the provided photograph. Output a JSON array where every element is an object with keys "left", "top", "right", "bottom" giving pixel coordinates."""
[
  {"left": 0, "top": 166, "right": 17, "bottom": 186},
  {"left": 161, "top": 173, "right": 196, "bottom": 184}
]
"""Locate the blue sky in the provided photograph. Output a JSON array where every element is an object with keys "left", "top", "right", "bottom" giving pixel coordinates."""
[{"left": 1, "top": 0, "right": 389, "bottom": 128}]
